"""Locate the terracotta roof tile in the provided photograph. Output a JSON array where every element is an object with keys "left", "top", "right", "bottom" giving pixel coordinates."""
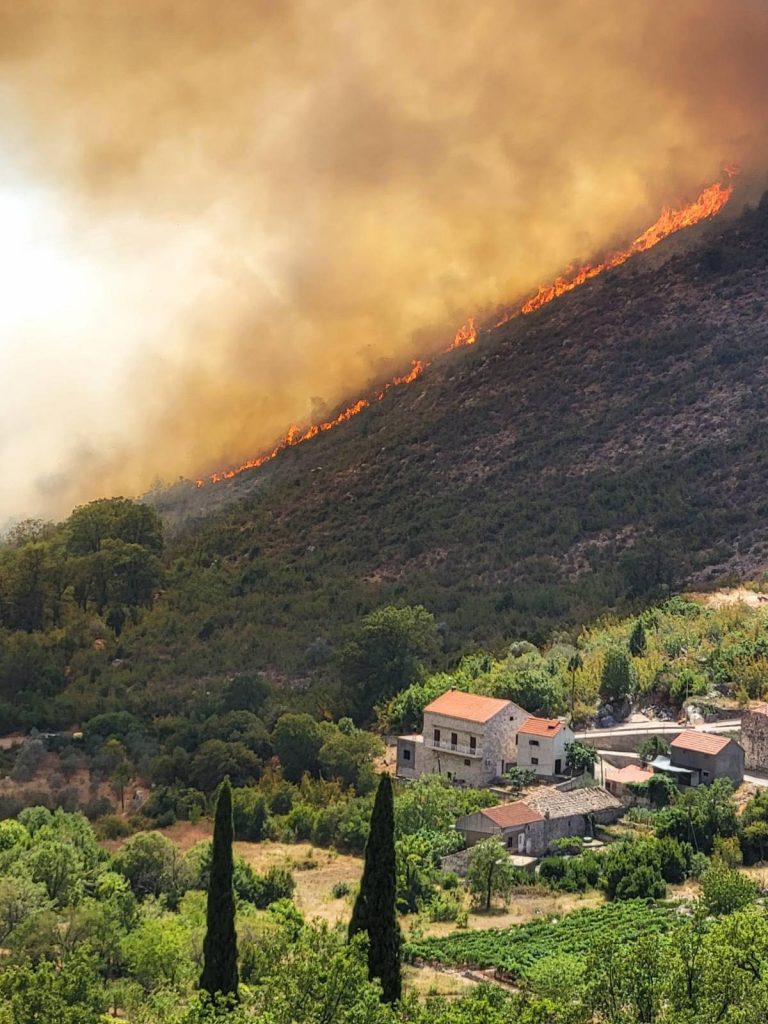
[
  {"left": 670, "top": 730, "right": 731, "bottom": 755},
  {"left": 423, "top": 690, "right": 511, "bottom": 723},
  {"left": 609, "top": 764, "right": 653, "bottom": 784},
  {"left": 481, "top": 802, "right": 544, "bottom": 828},
  {"left": 526, "top": 786, "right": 622, "bottom": 818},
  {"left": 518, "top": 717, "right": 563, "bottom": 738}
]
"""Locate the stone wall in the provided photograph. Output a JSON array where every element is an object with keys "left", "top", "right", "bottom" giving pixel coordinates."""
[{"left": 742, "top": 708, "right": 768, "bottom": 771}]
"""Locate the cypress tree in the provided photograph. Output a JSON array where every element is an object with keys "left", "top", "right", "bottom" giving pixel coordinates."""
[
  {"left": 200, "top": 777, "right": 239, "bottom": 1001},
  {"left": 349, "top": 773, "right": 401, "bottom": 1003}
]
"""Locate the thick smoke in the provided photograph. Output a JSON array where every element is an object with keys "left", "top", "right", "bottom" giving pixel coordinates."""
[{"left": 1, "top": 0, "right": 767, "bottom": 519}]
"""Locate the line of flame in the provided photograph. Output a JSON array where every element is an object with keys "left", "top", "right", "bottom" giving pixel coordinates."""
[{"left": 196, "top": 177, "right": 733, "bottom": 487}]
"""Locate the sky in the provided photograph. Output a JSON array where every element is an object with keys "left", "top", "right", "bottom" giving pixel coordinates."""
[{"left": 1, "top": 0, "right": 768, "bottom": 523}]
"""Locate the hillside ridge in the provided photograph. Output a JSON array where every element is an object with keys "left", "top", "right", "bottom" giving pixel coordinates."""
[{"left": 145, "top": 193, "right": 768, "bottom": 663}]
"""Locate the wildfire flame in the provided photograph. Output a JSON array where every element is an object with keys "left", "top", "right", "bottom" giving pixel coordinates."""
[
  {"left": 197, "top": 176, "right": 734, "bottom": 487},
  {"left": 520, "top": 180, "right": 734, "bottom": 315}
]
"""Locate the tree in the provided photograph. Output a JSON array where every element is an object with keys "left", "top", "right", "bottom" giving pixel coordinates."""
[
  {"left": 340, "top": 605, "right": 441, "bottom": 720},
  {"left": 466, "top": 838, "right": 518, "bottom": 910},
  {"left": 567, "top": 651, "right": 583, "bottom": 721},
  {"left": 600, "top": 648, "right": 636, "bottom": 703},
  {"left": 395, "top": 833, "right": 438, "bottom": 913},
  {"left": 637, "top": 735, "right": 669, "bottom": 762},
  {"left": 25, "top": 840, "right": 84, "bottom": 907},
  {"left": 189, "top": 739, "right": 261, "bottom": 792},
  {"left": 271, "top": 714, "right": 324, "bottom": 783},
  {"left": 66, "top": 498, "right": 162, "bottom": 555},
  {"left": 629, "top": 620, "right": 647, "bottom": 657},
  {"left": 220, "top": 674, "right": 269, "bottom": 715},
  {"left": 318, "top": 726, "right": 384, "bottom": 793},
  {"left": 200, "top": 778, "right": 238, "bottom": 1001},
  {"left": 348, "top": 774, "right": 401, "bottom": 1003},
  {"left": 0, "top": 876, "right": 51, "bottom": 944},
  {"left": 700, "top": 863, "right": 757, "bottom": 916},
  {"left": 110, "top": 762, "right": 132, "bottom": 811},
  {"left": 114, "top": 831, "right": 187, "bottom": 900},
  {"left": 122, "top": 914, "right": 194, "bottom": 991},
  {"left": 602, "top": 840, "right": 666, "bottom": 901},
  {"left": 565, "top": 741, "right": 598, "bottom": 776},
  {"left": 742, "top": 820, "right": 768, "bottom": 863},
  {"left": 656, "top": 778, "right": 737, "bottom": 854}
]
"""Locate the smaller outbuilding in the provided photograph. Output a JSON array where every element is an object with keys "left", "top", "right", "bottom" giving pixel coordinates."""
[
  {"left": 605, "top": 763, "right": 653, "bottom": 801},
  {"left": 454, "top": 785, "right": 622, "bottom": 857},
  {"left": 650, "top": 730, "right": 744, "bottom": 787},
  {"left": 516, "top": 716, "right": 574, "bottom": 777}
]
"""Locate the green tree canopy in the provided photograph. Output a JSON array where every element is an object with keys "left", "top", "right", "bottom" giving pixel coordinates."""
[
  {"left": 271, "top": 714, "right": 324, "bottom": 784},
  {"left": 340, "top": 605, "right": 441, "bottom": 720},
  {"left": 466, "top": 838, "right": 519, "bottom": 911},
  {"left": 600, "top": 648, "right": 636, "bottom": 702}
]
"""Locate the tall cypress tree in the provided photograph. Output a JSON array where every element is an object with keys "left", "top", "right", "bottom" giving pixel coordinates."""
[
  {"left": 200, "top": 777, "right": 239, "bottom": 1001},
  {"left": 349, "top": 773, "right": 401, "bottom": 1003}
]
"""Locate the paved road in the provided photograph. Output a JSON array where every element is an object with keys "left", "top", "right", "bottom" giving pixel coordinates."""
[{"left": 575, "top": 719, "right": 742, "bottom": 743}]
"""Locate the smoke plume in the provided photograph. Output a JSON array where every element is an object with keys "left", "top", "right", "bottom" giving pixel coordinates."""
[{"left": 1, "top": 0, "right": 767, "bottom": 519}]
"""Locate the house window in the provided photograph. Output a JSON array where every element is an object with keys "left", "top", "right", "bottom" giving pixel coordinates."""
[
  {"left": 402, "top": 749, "right": 411, "bottom": 761},
  {"left": 464, "top": 758, "right": 471, "bottom": 766},
  {"left": 531, "top": 757, "right": 539, "bottom": 765},
  {"left": 451, "top": 732, "right": 458, "bottom": 747},
  {"left": 529, "top": 739, "right": 539, "bottom": 747},
  {"left": 434, "top": 729, "right": 441, "bottom": 743},
  {"left": 469, "top": 736, "right": 477, "bottom": 752}
]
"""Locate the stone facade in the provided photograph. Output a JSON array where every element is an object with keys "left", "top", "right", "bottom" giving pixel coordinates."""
[
  {"left": 395, "top": 689, "right": 530, "bottom": 786},
  {"left": 455, "top": 786, "right": 623, "bottom": 856},
  {"left": 742, "top": 705, "right": 768, "bottom": 771}
]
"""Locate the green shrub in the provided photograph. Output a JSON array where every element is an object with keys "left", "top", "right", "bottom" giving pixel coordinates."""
[
  {"left": 427, "top": 891, "right": 463, "bottom": 922},
  {"left": 97, "top": 815, "right": 133, "bottom": 840}
]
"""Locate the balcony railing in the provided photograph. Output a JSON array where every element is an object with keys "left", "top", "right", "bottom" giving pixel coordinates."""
[{"left": 426, "top": 738, "right": 483, "bottom": 758}]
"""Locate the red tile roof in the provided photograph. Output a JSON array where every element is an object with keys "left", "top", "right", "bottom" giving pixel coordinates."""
[
  {"left": 423, "top": 690, "right": 511, "bottom": 723},
  {"left": 481, "top": 802, "right": 544, "bottom": 828},
  {"left": 610, "top": 764, "right": 653, "bottom": 784},
  {"left": 518, "top": 716, "right": 563, "bottom": 738},
  {"left": 670, "top": 730, "right": 731, "bottom": 755}
]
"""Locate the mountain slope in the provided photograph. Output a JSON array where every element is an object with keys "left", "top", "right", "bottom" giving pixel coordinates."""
[{"left": 153, "top": 193, "right": 768, "bottom": 668}]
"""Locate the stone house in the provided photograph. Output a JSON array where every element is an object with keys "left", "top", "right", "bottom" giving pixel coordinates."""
[
  {"left": 516, "top": 717, "right": 574, "bottom": 777},
  {"left": 650, "top": 730, "right": 744, "bottom": 786},
  {"left": 741, "top": 705, "right": 768, "bottom": 771},
  {"left": 454, "top": 785, "right": 622, "bottom": 856},
  {"left": 395, "top": 689, "right": 530, "bottom": 786},
  {"left": 454, "top": 800, "right": 544, "bottom": 853}
]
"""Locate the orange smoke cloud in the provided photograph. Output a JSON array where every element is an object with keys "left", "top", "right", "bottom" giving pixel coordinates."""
[
  {"left": 196, "top": 175, "right": 735, "bottom": 487},
  {"left": 1, "top": 1, "right": 767, "bottom": 518}
]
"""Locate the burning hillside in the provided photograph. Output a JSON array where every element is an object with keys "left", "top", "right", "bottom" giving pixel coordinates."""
[{"left": 196, "top": 175, "right": 735, "bottom": 488}]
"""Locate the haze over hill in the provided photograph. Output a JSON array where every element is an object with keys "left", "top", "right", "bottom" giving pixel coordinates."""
[
  {"left": 2, "top": 1, "right": 768, "bottom": 519},
  {"left": 142, "top": 191, "right": 768, "bottom": 663}
]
